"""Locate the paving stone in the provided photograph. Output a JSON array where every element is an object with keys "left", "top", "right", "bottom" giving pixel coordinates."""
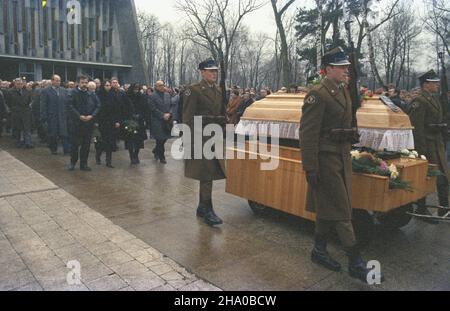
[
  {"left": 181, "top": 280, "right": 222, "bottom": 291},
  {"left": 88, "top": 241, "right": 121, "bottom": 256},
  {"left": 0, "top": 258, "right": 28, "bottom": 276},
  {"left": 122, "top": 272, "right": 166, "bottom": 291},
  {"left": 110, "top": 260, "right": 150, "bottom": 278},
  {"left": 80, "top": 261, "right": 115, "bottom": 284},
  {"left": 108, "top": 230, "right": 136, "bottom": 244},
  {"left": 148, "top": 263, "right": 174, "bottom": 276},
  {"left": 86, "top": 274, "right": 128, "bottom": 291},
  {"left": 13, "top": 281, "right": 44, "bottom": 291},
  {"left": 53, "top": 243, "right": 90, "bottom": 262},
  {"left": 160, "top": 271, "right": 184, "bottom": 282},
  {"left": 152, "top": 284, "right": 176, "bottom": 291},
  {"left": 26, "top": 255, "right": 66, "bottom": 275},
  {"left": 98, "top": 250, "right": 134, "bottom": 267},
  {"left": 0, "top": 269, "right": 36, "bottom": 291}
]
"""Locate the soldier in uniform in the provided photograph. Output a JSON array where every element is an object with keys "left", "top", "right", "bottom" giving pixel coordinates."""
[
  {"left": 183, "top": 59, "right": 227, "bottom": 226},
  {"left": 300, "top": 47, "right": 382, "bottom": 283},
  {"left": 409, "top": 70, "right": 449, "bottom": 219}
]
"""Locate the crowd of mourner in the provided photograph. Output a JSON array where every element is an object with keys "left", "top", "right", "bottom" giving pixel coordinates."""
[{"left": 0, "top": 74, "right": 439, "bottom": 171}]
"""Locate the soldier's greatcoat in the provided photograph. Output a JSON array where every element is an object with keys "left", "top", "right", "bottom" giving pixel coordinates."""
[
  {"left": 409, "top": 90, "right": 449, "bottom": 179},
  {"left": 182, "top": 79, "right": 226, "bottom": 181},
  {"left": 300, "top": 77, "right": 353, "bottom": 221}
]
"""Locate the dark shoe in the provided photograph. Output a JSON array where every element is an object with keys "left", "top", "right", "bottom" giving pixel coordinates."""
[
  {"left": 160, "top": 158, "right": 167, "bottom": 164},
  {"left": 106, "top": 163, "right": 114, "bottom": 169},
  {"left": 311, "top": 248, "right": 342, "bottom": 272},
  {"left": 416, "top": 207, "right": 439, "bottom": 224},
  {"left": 347, "top": 247, "right": 385, "bottom": 284},
  {"left": 25, "top": 145, "right": 34, "bottom": 149},
  {"left": 80, "top": 166, "right": 92, "bottom": 172},
  {"left": 438, "top": 206, "right": 449, "bottom": 217},
  {"left": 196, "top": 204, "right": 208, "bottom": 218},
  {"left": 68, "top": 164, "right": 76, "bottom": 171},
  {"left": 152, "top": 149, "right": 159, "bottom": 160},
  {"left": 51, "top": 151, "right": 58, "bottom": 155},
  {"left": 203, "top": 208, "right": 223, "bottom": 226}
]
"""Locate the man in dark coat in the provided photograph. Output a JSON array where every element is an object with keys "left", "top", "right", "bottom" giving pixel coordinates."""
[
  {"left": 149, "top": 81, "right": 174, "bottom": 164},
  {"left": 5, "top": 78, "right": 34, "bottom": 148},
  {"left": 40, "top": 75, "right": 70, "bottom": 155},
  {"left": 183, "top": 59, "right": 227, "bottom": 226},
  {"left": 409, "top": 70, "right": 449, "bottom": 218},
  {"left": 300, "top": 47, "right": 381, "bottom": 283},
  {"left": 67, "top": 75, "right": 100, "bottom": 171}
]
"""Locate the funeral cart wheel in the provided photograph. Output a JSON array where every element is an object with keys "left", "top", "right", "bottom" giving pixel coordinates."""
[
  {"left": 352, "top": 209, "right": 375, "bottom": 247},
  {"left": 248, "top": 201, "right": 268, "bottom": 214},
  {"left": 375, "top": 204, "right": 413, "bottom": 230}
]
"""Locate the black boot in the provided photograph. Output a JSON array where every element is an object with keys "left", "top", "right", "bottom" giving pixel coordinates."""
[
  {"left": 347, "top": 246, "right": 385, "bottom": 284},
  {"left": 129, "top": 150, "right": 136, "bottom": 165},
  {"left": 311, "top": 235, "right": 342, "bottom": 272},
  {"left": 134, "top": 150, "right": 140, "bottom": 164},
  {"left": 198, "top": 201, "right": 223, "bottom": 226},
  {"left": 152, "top": 148, "right": 159, "bottom": 160},
  {"left": 106, "top": 152, "right": 114, "bottom": 168},
  {"left": 196, "top": 202, "right": 209, "bottom": 218},
  {"left": 95, "top": 150, "right": 101, "bottom": 165}
]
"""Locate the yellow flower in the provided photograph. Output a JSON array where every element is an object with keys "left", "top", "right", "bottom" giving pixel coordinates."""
[{"left": 351, "top": 150, "right": 361, "bottom": 159}]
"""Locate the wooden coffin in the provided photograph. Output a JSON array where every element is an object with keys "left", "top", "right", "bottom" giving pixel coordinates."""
[
  {"left": 226, "top": 142, "right": 437, "bottom": 221},
  {"left": 240, "top": 93, "right": 413, "bottom": 130}
]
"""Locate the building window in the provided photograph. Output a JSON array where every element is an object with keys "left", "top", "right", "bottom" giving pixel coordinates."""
[
  {"left": 31, "top": 9, "right": 36, "bottom": 49},
  {"left": 43, "top": 5, "right": 47, "bottom": 46}
]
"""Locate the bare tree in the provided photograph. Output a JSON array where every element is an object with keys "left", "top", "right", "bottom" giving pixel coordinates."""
[
  {"left": 423, "top": 0, "right": 449, "bottom": 58},
  {"left": 270, "top": 0, "right": 296, "bottom": 87},
  {"left": 175, "top": 0, "right": 264, "bottom": 86}
]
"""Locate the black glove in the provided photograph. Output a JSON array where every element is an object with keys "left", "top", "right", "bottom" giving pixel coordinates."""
[{"left": 306, "top": 170, "right": 319, "bottom": 189}]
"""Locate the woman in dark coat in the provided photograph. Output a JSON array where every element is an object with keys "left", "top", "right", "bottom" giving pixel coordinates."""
[
  {"left": 123, "top": 83, "right": 149, "bottom": 165},
  {"left": 95, "top": 80, "right": 121, "bottom": 168}
]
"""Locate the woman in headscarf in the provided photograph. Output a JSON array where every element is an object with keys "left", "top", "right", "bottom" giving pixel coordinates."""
[{"left": 95, "top": 80, "right": 121, "bottom": 168}]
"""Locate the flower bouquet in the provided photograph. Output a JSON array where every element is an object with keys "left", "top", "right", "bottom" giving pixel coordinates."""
[
  {"left": 351, "top": 150, "right": 413, "bottom": 191},
  {"left": 121, "top": 119, "right": 140, "bottom": 140}
]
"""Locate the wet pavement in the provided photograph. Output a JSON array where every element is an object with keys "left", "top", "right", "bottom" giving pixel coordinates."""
[{"left": 1, "top": 135, "right": 449, "bottom": 291}]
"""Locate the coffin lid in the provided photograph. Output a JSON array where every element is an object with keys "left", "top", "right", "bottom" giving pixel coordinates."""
[{"left": 241, "top": 93, "right": 413, "bottom": 130}]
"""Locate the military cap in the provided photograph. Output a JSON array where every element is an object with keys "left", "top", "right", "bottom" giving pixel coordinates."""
[
  {"left": 322, "top": 47, "right": 351, "bottom": 66},
  {"left": 198, "top": 58, "right": 219, "bottom": 70},
  {"left": 419, "top": 70, "right": 440, "bottom": 84}
]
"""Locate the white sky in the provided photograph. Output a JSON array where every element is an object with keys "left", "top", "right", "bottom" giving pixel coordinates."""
[
  {"left": 134, "top": 0, "right": 299, "bottom": 36},
  {"left": 134, "top": 0, "right": 435, "bottom": 71},
  {"left": 134, "top": 0, "right": 425, "bottom": 37}
]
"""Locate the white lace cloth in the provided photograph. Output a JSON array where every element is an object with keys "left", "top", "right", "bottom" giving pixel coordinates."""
[
  {"left": 355, "top": 128, "right": 415, "bottom": 151},
  {"left": 235, "top": 120, "right": 415, "bottom": 152},
  {"left": 236, "top": 120, "right": 300, "bottom": 140}
]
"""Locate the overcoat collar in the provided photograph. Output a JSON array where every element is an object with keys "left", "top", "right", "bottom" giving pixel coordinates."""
[
  {"left": 322, "top": 77, "right": 347, "bottom": 109},
  {"left": 420, "top": 90, "right": 441, "bottom": 112}
]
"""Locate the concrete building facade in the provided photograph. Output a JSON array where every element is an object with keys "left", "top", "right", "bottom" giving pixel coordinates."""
[{"left": 0, "top": 0, "right": 148, "bottom": 83}]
